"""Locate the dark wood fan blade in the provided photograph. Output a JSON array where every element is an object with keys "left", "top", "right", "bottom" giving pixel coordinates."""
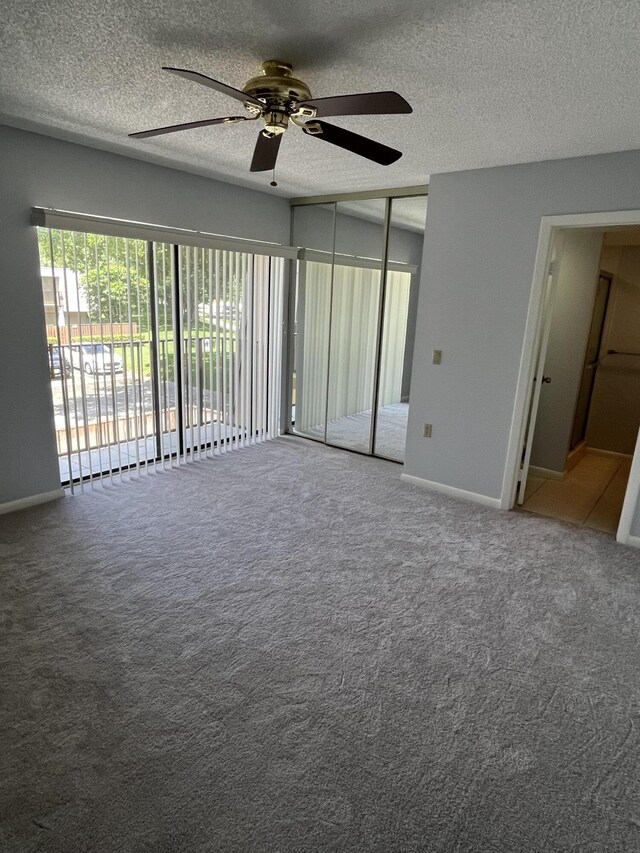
[
  {"left": 250, "top": 132, "right": 282, "bottom": 172},
  {"left": 298, "top": 91, "right": 412, "bottom": 117},
  {"left": 129, "top": 116, "right": 255, "bottom": 139},
  {"left": 162, "top": 67, "right": 264, "bottom": 107},
  {"left": 302, "top": 121, "right": 402, "bottom": 165}
]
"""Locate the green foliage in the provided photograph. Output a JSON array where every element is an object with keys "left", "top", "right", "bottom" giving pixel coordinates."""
[
  {"left": 83, "top": 262, "right": 149, "bottom": 325},
  {"left": 38, "top": 229, "right": 153, "bottom": 327},
  {"left": 37, "top": 228, "right": 244, "bottom": 331},
  {"left": 38, "top": 229, "right": 146, "bottom": 278}
]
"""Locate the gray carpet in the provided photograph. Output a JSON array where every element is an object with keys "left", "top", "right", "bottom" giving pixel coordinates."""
[
  {"left": 299, "top": 402, "right": 409, "bottom": 460},
  {"left": 2, "top": 436, "right": 640, "bottom": 852}
]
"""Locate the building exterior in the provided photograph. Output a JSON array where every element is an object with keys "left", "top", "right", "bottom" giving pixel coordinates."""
[{"left": 41, "top": 266, "right": 90, "bottom": 331}]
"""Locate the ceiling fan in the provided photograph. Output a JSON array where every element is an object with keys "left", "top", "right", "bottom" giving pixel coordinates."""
[{"left": 129, "top": 60, "right": 412, "bottom": 173}]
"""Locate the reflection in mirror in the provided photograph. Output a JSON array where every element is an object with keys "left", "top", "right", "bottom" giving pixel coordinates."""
[
  {"left": 325, "top": 199, "right": 387, "bottom": 453},
  {"left": 374, "top": 195, "right": 428, "bottom": 461},
  {"left": 291, "top": 203, "right": 335, "bottom": 440}
]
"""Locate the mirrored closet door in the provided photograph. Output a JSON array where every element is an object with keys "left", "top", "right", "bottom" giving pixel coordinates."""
[{"left": 290, "top": 193, "right": 427, "bottom": 463}]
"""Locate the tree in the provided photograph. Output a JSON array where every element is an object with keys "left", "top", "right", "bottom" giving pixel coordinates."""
[
  {"left": 83, "top": 262, "right": 149, "bottom": 326},
  {"left": 38, "top": 229, "right": 146, "bottom": 278},
  {"left": 36, "top": 228, "right": 246, "bottom": 334},
  {"left": 37, "top": 228, "right": 151, "bottom": 329}
]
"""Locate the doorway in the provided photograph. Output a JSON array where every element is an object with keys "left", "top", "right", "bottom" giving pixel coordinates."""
[{"left": 507, "top": 214, "right": 640, "bottom": 544}]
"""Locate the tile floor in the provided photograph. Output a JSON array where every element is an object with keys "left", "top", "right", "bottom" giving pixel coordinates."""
[{"left": 520, "top": 450, "right": 632, "bottom": 534}]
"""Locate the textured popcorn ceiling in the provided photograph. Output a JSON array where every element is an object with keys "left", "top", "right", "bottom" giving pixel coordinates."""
[{"left": 2, "top": 0, "right": 640, "bottom": 197}]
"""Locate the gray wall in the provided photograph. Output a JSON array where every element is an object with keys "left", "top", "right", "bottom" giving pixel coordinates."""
[
  {"left": 403, "top": 147, "right": 640, "bottom": 536},
  {"left": 0, "top": 125, "right": 290, "bottom": 506},
  {"left": 530, "top": 230, "right": 603, "bottom": 473}
]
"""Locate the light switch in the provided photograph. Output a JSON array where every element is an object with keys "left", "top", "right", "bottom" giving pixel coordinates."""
[{"left": 432, "top": 350, "right": 442, "bottom": 365}]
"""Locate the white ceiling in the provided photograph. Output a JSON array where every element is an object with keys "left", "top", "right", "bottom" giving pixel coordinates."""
[{"left": 2, "top": 0, "right": 640, "bottom": 198}]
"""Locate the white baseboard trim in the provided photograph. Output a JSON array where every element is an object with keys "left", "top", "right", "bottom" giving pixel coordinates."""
[
  {"left": 0, "top": 488, "right": 64, "bottom": 516},
  {"left": 401, "top": 473, "right": 502, "bottom": 509},
  {"left": 587, "top": 447, "right": 633, "bottom": 461},
  {"left": 566, "top": 442, "right": 587, "bottom": 473},
  {"left": 624, "top": 535, "right": 640, "bottom": 550},
  {"left": 529, "top": 465, "right": 564, "bottom": 480}
]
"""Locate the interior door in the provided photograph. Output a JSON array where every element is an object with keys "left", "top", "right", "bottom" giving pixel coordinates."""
[{"left": 516, "top": 233, "right": 564, "bottom": 505}]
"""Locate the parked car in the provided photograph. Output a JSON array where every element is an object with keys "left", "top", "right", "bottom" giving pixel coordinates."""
[
  {"left": 48, "top": 345, "right": 72, "bottom": 378},
  {"left": 70, "top": 343, "right": 123, "bottom": 374}
]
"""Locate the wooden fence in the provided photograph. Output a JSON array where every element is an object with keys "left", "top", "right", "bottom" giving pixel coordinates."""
[{"left": 46, "top": 323, "right": 139, "bottom": 343}]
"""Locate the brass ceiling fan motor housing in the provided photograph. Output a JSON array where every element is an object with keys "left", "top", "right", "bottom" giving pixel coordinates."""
[
  {"left": 242, "top": 61, "right": 312, "bottom": 104},
  {"left": 243, "top": 61, "right": 313, "bottom": 136}
]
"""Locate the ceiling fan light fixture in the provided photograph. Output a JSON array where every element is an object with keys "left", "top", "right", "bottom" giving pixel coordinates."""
[
  {"left": 262, "top": 110, "right": 289, "bottom": 136},
  {"left": 291, "top": 105, "right": 317, "bottom": 119}
]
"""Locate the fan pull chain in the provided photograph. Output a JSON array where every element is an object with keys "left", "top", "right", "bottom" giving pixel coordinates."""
[{"left": 270, "top": 168, "right": 278, "bottom": 187}]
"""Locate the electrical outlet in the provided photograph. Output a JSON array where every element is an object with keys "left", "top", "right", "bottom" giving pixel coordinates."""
[
  {"left": 432, "top": 349, "right": 442, "bottom": 365},
  {"left": 423, "top": 423, "right": 432, "bottom": 438}
]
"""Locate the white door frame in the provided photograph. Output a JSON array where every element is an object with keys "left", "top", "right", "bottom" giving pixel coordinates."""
[
  {"left": 617, "top": 427, "right": 640, "bottom": 547},
  {"left": 500, "top": 209, "right": 640, "bottom": 547}
]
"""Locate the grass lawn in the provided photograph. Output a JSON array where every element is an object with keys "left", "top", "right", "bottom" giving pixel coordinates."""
[
  {"left": 111, "top": 330, "right": 237, "bottom": 382},
  {"left": 49, "top": 321, "right": 239, "bottom": 383}
]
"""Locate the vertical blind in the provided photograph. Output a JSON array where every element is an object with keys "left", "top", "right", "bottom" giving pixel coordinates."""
[
  {"left": 327, "top": 264, "right": 381, "bottom": 422},
  {"left": 296, "top": 261, "right": 331, "bottom": 431},
  {"left": 378, "top": 271, "right": 410, "bottom": 407},
  {"left": 296, "top": 260, "right": 412, "bottom": 434},
  {"left": 38, "top": 227, "right": 285, "bottom": 493}
]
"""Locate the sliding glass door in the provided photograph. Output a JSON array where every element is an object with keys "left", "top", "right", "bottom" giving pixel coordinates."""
[
  {"left": 38, "top": 226, "right": 285, "bottom": 490},
  {"left": 290, "top": 194, "right": 427, "bottom": 462}
]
